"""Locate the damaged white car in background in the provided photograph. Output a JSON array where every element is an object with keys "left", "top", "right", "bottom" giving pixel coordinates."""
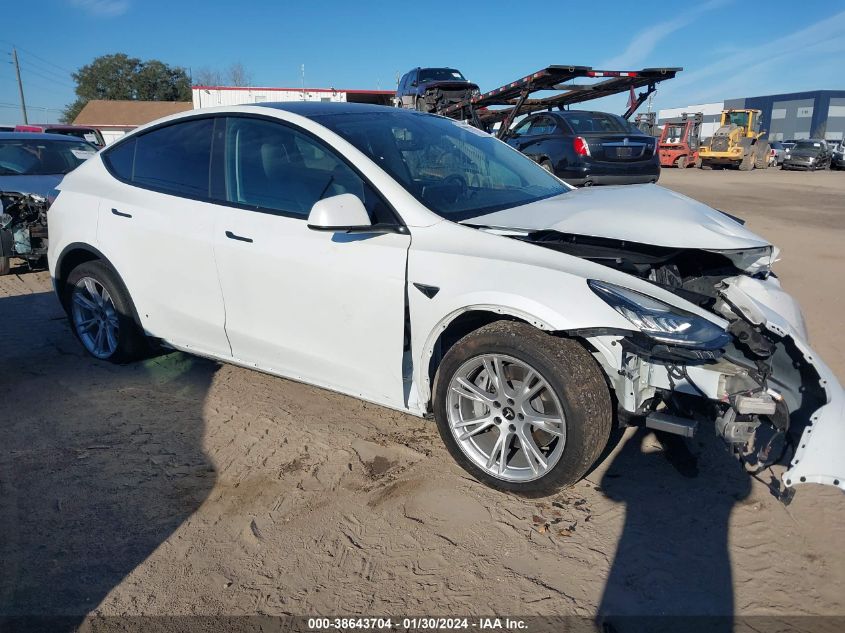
[{"left": 47, "top": 103, "right": 842, "bottom": 501}]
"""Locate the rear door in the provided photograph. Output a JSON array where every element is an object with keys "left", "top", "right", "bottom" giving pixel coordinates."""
[
  {"left": 211, "top": 115, "right": 410, "bottom": 408},
  {"left": 507, "top": 116, "right": 559, "bottom": 162},
  {"left": 97, "top": 117, "right": 231, "bottom": 357},
  {"left": 563, "top": 112, "right": 655, "bottom": 163}
]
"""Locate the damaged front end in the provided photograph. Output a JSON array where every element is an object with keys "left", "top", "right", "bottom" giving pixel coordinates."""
[
  {"left": 518, "top": 229, "right": 841, "bottom": 501},
  {"left": 0, "top": 191, "right": 50, "bottom": 272}
]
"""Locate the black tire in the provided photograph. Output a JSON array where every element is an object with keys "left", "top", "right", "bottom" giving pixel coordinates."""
[
  {"left": 432, "top": 321, "right": 612, "bottom": 493},
  {"left": 65, "top": 260, "right": 146, "bottom": 363},
  {"left": 754, "top": 146, "right": 769, "bottom": 169},
  {"left": 0, "top": 256, "right": 10, "bottom": 276}
]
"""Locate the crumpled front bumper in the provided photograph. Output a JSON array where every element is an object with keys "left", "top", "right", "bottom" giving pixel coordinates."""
[{"left": 720, "top": 275, "right": 845, "bottom": 493}]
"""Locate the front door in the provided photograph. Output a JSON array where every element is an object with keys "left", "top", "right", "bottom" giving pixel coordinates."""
[{"left": 211, "top": 116, "right": 410, "bottom": 408}]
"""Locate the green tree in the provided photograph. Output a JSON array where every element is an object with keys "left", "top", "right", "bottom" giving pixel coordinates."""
[{"left": 62, "top": 53, "right": 191, "bottom": 123}]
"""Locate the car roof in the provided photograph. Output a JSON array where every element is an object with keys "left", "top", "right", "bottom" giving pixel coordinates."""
[
  {"left": 257, "top": 102, "right": 402, "bottom": 117},
  {"left": 0, "top": 131, "right": 90, "bottom": 142}
]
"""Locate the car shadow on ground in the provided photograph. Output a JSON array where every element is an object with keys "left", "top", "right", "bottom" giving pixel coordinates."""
[
  {"left": 596, "top": 428, "right": 751, "bottom": 633},
  {"left": 0, "top": 289, "right": 218, "bottom": 630}
]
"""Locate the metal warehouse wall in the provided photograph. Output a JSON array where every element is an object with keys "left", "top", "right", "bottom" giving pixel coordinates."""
[
  {"left": 659, "top": 90, "right": 845, "bottom": 142},
  {"left": 192, "top": 88, "right": 347, "bottom": 109}
]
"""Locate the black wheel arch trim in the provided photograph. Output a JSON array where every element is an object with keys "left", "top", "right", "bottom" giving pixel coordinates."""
[{"left": 54, "top": 242, "right": 145, "bottom": 329}]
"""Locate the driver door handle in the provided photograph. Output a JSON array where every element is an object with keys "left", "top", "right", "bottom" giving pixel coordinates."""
[{"left": 225, "top": 230, "right": 253, "bottom": 243}]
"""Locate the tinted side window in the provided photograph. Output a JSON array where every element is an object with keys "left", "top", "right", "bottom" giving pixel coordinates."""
[
  {"left": 223, "top": 117, "right": 391, "bottom": 221},
  {"left": 103, "top": 138, "right": 136, "bottom": 180},
  {"left": 132, "top": 118, "right": 213, "bottom": 197}
]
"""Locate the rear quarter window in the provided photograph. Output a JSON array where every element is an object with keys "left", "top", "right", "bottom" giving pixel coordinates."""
[{"left": 103, "top": 118, "right": 214, "bottom": 198}]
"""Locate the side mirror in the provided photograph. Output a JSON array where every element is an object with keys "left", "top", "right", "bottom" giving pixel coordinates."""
[{"left": 307, "top": 194, "right": 374, "bottom": 233}]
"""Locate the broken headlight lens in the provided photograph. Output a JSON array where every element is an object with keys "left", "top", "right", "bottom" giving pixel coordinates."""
[{"left": 588, "top": 280, "right": 730, "bottom": 348}]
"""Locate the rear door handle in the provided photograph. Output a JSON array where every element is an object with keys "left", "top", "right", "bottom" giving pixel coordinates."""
[
  {"left": 225, "top": 230, "right": 253, "bottom": 243},
  {"left": 111, "top": 208, "right": 132, "bottom": 218}
]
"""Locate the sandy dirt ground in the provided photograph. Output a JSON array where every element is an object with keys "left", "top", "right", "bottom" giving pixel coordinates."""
[{"left": 1, "top": 168, "right": 844, "bottom": 625}]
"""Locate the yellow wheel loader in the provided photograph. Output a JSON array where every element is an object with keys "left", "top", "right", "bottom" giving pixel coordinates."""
[{"left": 699, "top": 109, "right": 770, "bottom": 170}]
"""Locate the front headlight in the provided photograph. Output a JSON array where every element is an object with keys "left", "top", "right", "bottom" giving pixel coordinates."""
[{"left": 588, "top": 280, "right": 730, "bottom": 348}]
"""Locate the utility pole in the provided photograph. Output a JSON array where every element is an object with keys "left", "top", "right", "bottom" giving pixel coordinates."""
[{"left": 12, "top": 47, "right": 28, "bottom": 124}]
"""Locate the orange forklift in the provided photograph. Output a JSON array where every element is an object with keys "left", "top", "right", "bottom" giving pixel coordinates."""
[{"left": 658, "top": 112, "right": 703, "bottom": 168}]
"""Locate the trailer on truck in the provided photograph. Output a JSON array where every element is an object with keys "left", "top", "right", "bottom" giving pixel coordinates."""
[{"left": 421, "top": 65, "right": 681, "bottom": 139}]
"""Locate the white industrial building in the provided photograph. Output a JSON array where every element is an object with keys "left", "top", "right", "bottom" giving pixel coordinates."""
[
  {"left": 192, "top": 86, "right": 394, "bottom": 109},
  {"left": 657, "top": 102, "right": 724, "bottom": 140}
]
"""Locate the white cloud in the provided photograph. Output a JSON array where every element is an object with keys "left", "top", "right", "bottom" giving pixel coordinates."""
[
  {"left": 69, "top": 0, "right": 130, "bottom": 17},
  {"left": 660, "top": 9, "right": 845, "bottom": 105},
  {"left": 600, "top": 0, "right": 729, "bottom": 69}
]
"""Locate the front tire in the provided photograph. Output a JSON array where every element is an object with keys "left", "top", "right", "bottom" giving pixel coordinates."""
[
  {"left": 433, "top": 321, "right": 612, "bottom": 493},
  {"left": 65, "top": 260, "right": 146, "bottom": 363}
]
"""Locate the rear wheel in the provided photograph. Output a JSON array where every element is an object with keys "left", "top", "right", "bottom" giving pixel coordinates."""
[
  {"left": 66, "top": 261, "right": 146, "bottom": 363},
  {"left": 675, "top": 156, "right": 687, "bottom": 169},
  {"left": 433, "top": 321, "right": 612, "bottom": 493},
  {"left": 0, "top": 256, "right": 10, "bottom": 276},
  {"left": 754, "top": 144, "right": 769, "bottom": 169},
  {"left": 739, "top": 153, "right": 754, "bottom": 171}
]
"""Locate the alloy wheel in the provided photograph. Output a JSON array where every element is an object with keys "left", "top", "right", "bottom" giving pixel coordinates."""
[
  {"left": 446, "top": 354, "right": 566, "bottom": 482},
  {"left": 71, "top": 276, "right": 119, "bottom": 359}
]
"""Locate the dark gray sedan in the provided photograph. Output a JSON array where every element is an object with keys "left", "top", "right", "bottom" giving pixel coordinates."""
[
  {"left": 0, "top": 132, "right": 97, "bottom": 274},
  {"left": 781, "top": 139, "right": 831, "bottom": 171}
]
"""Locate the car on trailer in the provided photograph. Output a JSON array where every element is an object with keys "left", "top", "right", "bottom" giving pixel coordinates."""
[
  {"left": 395, "top": 67, "right": 479, "bottom": 113},
  {"left": 503, "top": 110, "right": 660, "bottom": 186}
]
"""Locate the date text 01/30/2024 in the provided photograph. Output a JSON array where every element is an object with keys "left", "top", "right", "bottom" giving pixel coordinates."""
[{"left": 307, "top": 617, "right": 528, "bottom": 630}]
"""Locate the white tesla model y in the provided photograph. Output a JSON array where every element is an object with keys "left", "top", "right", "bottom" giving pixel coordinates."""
[{"left": 47, "top": 103, "right": 843, "bottom": 498}]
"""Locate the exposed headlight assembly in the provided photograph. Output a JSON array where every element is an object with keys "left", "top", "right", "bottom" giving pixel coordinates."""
[{"left": 589, "top": 280, "right": 730, "bottom": 349}]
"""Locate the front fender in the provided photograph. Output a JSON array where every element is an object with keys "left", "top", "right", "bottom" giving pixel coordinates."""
[{"left": 407, "top": 222, "right": 640, "bottom": 410}]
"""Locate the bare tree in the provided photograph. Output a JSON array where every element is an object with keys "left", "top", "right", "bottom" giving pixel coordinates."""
[
  {"left": 193, "top": 66, "right": 223, "bottom": 86},
  {"left": 227, "top": 62, "right": 252, "bottom": 87}
]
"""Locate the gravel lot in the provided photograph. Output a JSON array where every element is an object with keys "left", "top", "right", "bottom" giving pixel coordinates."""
[{"left": 1, "top": 168, "right": 844, "bottom": 625}]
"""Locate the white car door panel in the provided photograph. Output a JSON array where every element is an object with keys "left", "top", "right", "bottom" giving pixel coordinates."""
[
  {"left": 97, "top": 186, "right": 230, "bottom": 357},
  {"left": 211, "top": 115, "right": 410, "bottom": 408},
  {"left": 214, "top": 212, "right": 409, "bottom": 406}
]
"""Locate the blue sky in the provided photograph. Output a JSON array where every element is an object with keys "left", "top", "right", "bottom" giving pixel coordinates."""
[{"left": 2, "top": 0, "right": 844, "bottom": 124}]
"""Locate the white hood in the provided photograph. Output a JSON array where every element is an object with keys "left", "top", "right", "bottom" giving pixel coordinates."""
[{"left": 464, "top": 184, "right": 771, "bottom": 251}]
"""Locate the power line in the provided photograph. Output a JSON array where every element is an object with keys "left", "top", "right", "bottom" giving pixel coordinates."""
[
  {"left": 0, "top": 102, "right": 63, "bottom": 113},
  {"left": 17, "top": 54, "right": 72, "bottom": 82},
  {"left": 0, "top": 40, "right": 75, "bottom": 75},
  {"left": 18, "top": 63, "right": 75, "bottom": 89}
]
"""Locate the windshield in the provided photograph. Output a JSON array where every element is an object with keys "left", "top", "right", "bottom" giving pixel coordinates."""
[
  {"left": 794, "top": 141, "right": 823, "bottom": 152},
  {"left": 314, "top": 111, "right": 569, "bottom": 221},
  {"left": 418, "top": 68, "right": 466, "bottom": 82},
  {"left": 725, "top": 111, "right": 749, "bottom": 128},
  {"left": 662, "top": 125, "right": 685, "bottom": 142},
  {"left": 0, "top": 139, "right": 96, "bottom": 176}
]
